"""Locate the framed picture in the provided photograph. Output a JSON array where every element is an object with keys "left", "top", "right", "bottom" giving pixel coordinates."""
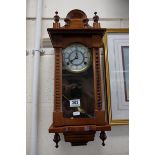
[{"left": 103, "top": 29, "right": 129, "bottom": 125}]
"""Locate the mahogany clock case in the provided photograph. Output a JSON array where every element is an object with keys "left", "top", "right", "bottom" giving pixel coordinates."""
[{"left": 47, "top": 9, "right": 111, "bottom": 147}]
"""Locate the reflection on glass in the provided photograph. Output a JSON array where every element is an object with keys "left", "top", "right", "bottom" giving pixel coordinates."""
[
  {"left": 121, "top": 46, "right": 129, "bottom": 101},
  {"left": 62, "top": 51, "right": 95, "bottom": 118}
]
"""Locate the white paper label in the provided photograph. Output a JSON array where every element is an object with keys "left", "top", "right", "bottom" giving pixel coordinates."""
[
  {"left": 69, "top": 99, "right": 80, "bottom": 107},
  {"left": 73, "top": 111, "right": 80, "bottom": 116}
]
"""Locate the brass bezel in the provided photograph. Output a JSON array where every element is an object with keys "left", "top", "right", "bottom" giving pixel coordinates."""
[{"left": 103, "top": 28, "right": 129, "bottom": 125}]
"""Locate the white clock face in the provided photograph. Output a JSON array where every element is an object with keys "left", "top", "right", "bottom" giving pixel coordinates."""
[{"left": 62, "top": 43, "right": 91, "bottom": 73}]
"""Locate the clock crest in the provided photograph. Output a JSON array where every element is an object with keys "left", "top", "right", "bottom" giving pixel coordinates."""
[{"left": 47, "top": 9, "right": 111, "bottom": 147}]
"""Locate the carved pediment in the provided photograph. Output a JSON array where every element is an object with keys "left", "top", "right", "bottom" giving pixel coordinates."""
[{"left": 63, "top": 9, "right": 91, "bottom": 29}]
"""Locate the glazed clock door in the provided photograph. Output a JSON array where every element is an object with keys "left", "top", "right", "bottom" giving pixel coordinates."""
[{"left": 62, "top": 43, "right": 95, "bottom": 119}]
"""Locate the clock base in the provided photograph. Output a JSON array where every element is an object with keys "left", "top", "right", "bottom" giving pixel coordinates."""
[
  {"left": 64, "top": 131, "right": 95, "bottom": 146},
  {"left": 49, "top": 124, "right": 111, "bottom": 147}
]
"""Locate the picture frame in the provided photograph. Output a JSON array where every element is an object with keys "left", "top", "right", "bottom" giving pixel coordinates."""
[{"left": 103, "top": 28, "right": 129, "bottom": 125}]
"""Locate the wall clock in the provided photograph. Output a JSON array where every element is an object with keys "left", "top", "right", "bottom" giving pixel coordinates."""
[{"left": 47, "top": 9, "right": 111, "bottom": 148}]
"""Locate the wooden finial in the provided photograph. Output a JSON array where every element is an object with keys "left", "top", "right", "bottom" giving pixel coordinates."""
[
  {"left": 53, "top": 11, "right": 60, "bottom": 28},
  {"left": 93, "top": 12, "right": 100, "bottom": 28},
  {"left": 93, "top": 12, "right": 99, "bottom": 23},
  {"left": 54, "top": 11, "right": 60, "bottom": 23}
]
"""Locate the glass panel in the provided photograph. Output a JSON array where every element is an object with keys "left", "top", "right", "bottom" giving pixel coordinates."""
[
  {"left": 62, "top": 49, "right": 95, "bottom": 118},
  {"left": 121, "top": 46, "right": 129, "bottom": 101}
]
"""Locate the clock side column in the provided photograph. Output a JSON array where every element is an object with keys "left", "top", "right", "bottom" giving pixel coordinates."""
[
  {"left": 93, "top": 48, "right": 103, "bottom": 111},
  {"left": 54, "top": 48, "right": 62, "bottom": 112}
]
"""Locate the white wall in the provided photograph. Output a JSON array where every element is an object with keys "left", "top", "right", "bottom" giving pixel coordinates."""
[
  {"left": 27, "top": 0, "right": 129, "bottom": 18},
  {"left": 26, "top": 0, "right": 129, "bottom": 155},
  {"left": 26, "top": 0, "right": 129, "bottom": 49}
]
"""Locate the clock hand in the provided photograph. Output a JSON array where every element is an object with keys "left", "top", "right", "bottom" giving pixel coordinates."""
[
  {"left": 75, "top": 51, "right": 78, "bottom": 59},
  {"left": 70, "top": 52, "right": 78, "bottom": 63},
  {"left": 70, "top": 57, "right": 76, "bottom": 63}
]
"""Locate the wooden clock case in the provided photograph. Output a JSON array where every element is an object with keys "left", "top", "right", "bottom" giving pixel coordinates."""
[{"left": 47, "top": 9, "right": 111, "bottom": 147}]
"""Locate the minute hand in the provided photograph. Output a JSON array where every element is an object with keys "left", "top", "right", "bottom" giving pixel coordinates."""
[
  {"left": 75, "top": 52, "right": 78, "bottom": 59},
  {"left": 70, "top": 57, "right": 76, "bottom": 63}
]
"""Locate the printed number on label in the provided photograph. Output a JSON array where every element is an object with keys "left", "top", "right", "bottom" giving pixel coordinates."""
[{"left": 70, "top": 99, "right": 80, "bottom": 107}]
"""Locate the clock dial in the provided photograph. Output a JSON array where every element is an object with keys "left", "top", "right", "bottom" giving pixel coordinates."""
[{"left": 63, "top": 43, "right": 91, "bottom": 73}]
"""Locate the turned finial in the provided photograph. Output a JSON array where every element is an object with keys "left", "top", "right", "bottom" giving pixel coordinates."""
[
  {"left": 93, "top": 12, "right": 99, "bottom": 23},
  {"left": 54, "top": 11, "right": 60, "bottom": 23}
]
